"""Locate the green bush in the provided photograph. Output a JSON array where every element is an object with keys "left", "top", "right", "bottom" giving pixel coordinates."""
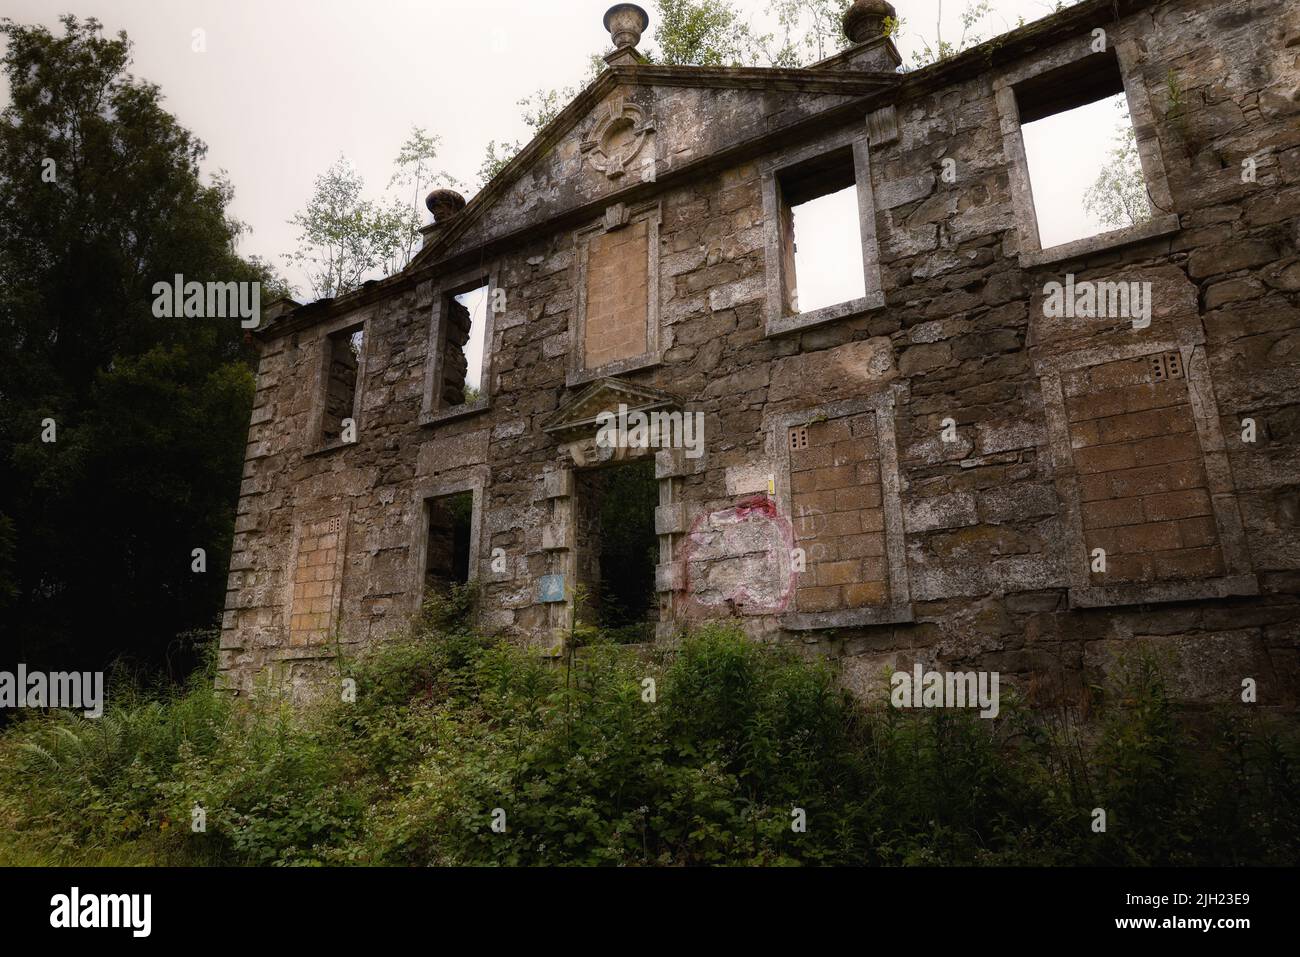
[{"left": 1, "top": 614, "right": 1296, "bottom": 866}]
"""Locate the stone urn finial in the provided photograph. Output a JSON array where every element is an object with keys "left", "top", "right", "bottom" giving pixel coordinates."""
[
  {"left": 604, "top": 3, "right": 650, "bottom": 49},
  {"left": 425, "top": 188, "right": 466, "bottom": 224},
  {"left": 842, "top": 0, "right": 897, "bottom": 44}
]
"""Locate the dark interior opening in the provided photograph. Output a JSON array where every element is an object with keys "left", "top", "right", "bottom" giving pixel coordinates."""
[
  {"left": 574, "top": 458, "right": 658, "bottom": 642},
  {"left": 321, "top": 326, "right": 362, "bottom": 445},
  {"left": 777, "top": 144, "right": 856, "bottom": 206},
  {"left": 426, "top": 491, "right": 472, "bottom": 592}
]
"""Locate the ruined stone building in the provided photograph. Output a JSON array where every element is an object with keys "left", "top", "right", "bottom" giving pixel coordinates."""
[{"left": 219, "top": 0, "right": 1300, "bottom": 707}]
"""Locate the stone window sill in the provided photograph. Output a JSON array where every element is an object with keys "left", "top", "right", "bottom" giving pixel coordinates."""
[
  {"left": 420, "top": 397, "right": 490, "bottom": 427},
  {"left": 782, "top": 603, "right": 914, "bottom": 631},
  {"left": 1020, "top": 213, "right": 1180, "bottom": 268},
  {"left": 567, "top": 353, "right": 661, "bottom": 388},
  {"left": 765, "top": 289, "right": 886, "bottom": 338},
  {"left": 1068, "top": 574, "right": 1259, "bottom": 610},
  {"left": 303, "top": 440, "right": 354, "bottom": 459}
]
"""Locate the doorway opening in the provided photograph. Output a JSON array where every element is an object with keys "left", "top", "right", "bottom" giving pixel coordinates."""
[
  {"left": 425, "top": 490, "right": 473, "bottom": 594},
  {"left": 573, "top": 459, "right": 658, "bottom": 643}
]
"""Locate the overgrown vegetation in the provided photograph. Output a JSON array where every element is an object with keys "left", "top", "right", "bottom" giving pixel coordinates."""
[{"left": 2, "top": 594, "right": 1296, "bottom": 866}]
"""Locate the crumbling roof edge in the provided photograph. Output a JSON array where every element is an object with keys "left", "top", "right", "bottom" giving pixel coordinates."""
[
  {"left": 408, "top": 64, "right": 900, "bottom": 273},
  {"left": 414, "top": 0, "right": 1156, "bottom": 276},
  {"left": 263, "top": 0, "right": 1160, "bottom": 341},
  {"left": 891, "top": 0, "right": 1155, "bottom": 95}
]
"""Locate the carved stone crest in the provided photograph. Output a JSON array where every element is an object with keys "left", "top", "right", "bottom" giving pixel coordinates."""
[{"left": 581, "top": 96, "right": 654, "bottom": 181}]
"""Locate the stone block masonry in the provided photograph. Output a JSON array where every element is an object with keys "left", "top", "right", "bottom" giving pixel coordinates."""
[{"left": 219, "top": 0, "right": 1300, "bottom": 712}]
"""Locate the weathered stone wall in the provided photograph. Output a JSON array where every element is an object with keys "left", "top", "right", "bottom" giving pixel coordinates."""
[{"left": 220, "top": 0, "right": 1300, "bottom": 710}]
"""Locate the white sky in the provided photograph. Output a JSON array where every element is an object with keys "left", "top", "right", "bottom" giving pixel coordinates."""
[
  {"left": 1022, "top": 93, "right": 1127, "bottom": 247},
  {"left": 792, "top": 185, "right": 866, "bottom": 312},
  {"left": 1, "top": 0, "right": 1114, "bottom": 310}
]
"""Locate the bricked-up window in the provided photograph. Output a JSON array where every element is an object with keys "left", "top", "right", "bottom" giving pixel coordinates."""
[
  {"left": 290, "top": 515, "right": 344, "bottom": 647},
  {"left": 791, "top": 414, "right": 888, "bottom": 612},
  {"left": 586, "top": 221, "right": 648, "bottom": 368},
  {"left": 571, "top": 203, "right": 661, "bottom": 386},
  {"left": 425, "top": 491, "right": 473, "bottom": 591},
  {"left": 778, "top": 148, "right": 866, "bottom": 315},
  {"left": 1066, "top": 354, "right": 1225, "bottom": 584},
  {"left": 778, "top": 393, "right": 912, "bottom": 630},
  {"left": 321, "top": 325, "right": 363, "bottom": 446}
]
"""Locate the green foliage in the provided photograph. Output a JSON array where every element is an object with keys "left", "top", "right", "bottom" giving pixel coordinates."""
[
  {"left": 2, "top": 619, "right": 1296, "bottom": 866},
  {"left": 387, "top": 126, "right": 461, "bottom": 272},
  {"left": 284, "top": 156, "right": 406, "bottom": 300},
  {"left": 765, "top": 0, "right": 853, "bottom": 65},
  {"left": 0, "top": 15, "right": 281, "bottom": 677},
  {"left": 651, "top": 0, "right": 852, "bottom": 68},
  {"left": 903, "top": 0, "right": 996, "bottom": 69},
  {"left": 653, "top": 0, "right": 762, "bottom": 66},
  {"left": 476, "top": 87, "right": 588, "bottom": 189},
  {"left": 476, "top": 140, "right": 520, "bottom": 189},
  {"left": 286, "top": 127, "right": 460, "bottom": 298},
  {"left": 476, "top": 0, "right": 858, "bottom": 189},
  {"left": 1083, "top": 106, "right": 1152, "bottom": 229}
]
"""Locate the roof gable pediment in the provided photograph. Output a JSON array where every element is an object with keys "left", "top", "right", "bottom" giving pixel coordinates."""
[{"left": 413, "top": 65, "right": 897, "bottom": 270}]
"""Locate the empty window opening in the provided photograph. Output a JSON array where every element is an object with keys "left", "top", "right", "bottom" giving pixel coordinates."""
[
  {"left": 573, "top": 459, "right": 658, "bottom": 643},
  {"left": 425, "top": 491, "right": 473, "bottom": 592},
  {"left": 321, "top": 325, "right": 363, "bottom": 445},
  {"left": 439, "top": 283, "right": 488, "bottom": 408},
  {"left": 777, "top": 147, "right": 865, "bottom": 315},
  {"left": 1017, "top": 54, "right": 1151, "bottom": 248}
]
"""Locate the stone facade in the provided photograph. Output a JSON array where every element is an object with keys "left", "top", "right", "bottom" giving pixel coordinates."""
[{"left": 220, "top": 0, "right": 1300, "bottom": 711}]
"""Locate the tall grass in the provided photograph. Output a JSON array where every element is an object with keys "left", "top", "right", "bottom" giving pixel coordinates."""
[{"left": 1, "top": 596, "right": 1296, "bottom": 866}]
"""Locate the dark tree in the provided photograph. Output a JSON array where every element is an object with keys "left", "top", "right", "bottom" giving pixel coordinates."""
[{"left": 0, "top": 16, "right": 279, "bottom": 678}]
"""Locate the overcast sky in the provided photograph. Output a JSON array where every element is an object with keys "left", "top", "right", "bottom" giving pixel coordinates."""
[{"left": 2, "top": 0, "right": 1115, "bottom": 301}]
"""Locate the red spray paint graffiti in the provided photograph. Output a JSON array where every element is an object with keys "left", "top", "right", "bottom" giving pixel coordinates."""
[{"left": 679, "top": 494, "right": 800, "bottom": 617}]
